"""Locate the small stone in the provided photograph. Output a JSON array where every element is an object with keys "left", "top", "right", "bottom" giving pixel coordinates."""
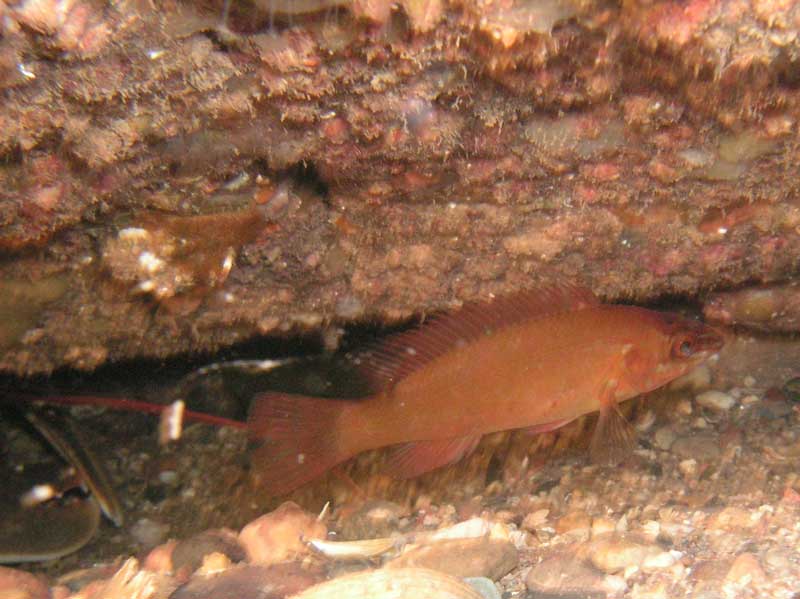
[
  {"left": 740, "top": 394, "right": 760, "bottom": 406},
  {"left": 675, "top": 399, "right": 693, "bottom": 416},
  {"left": 239, "top": 502, "right": 327, "bottom": 565},
  {"left": 641, "top": 550, "right": 678, "bottom": 571},
  {"left": 387, "top": 537, "right": 518, "bottom": 581},
  {"left": 706, "top": 507, "right": 761, "bottom": 532},
  {"left": 653, "top": 426, "right": 676, "bottom": 451},
  {"left": 196, "top": 552, "right": 232, "bottom": 575},
  {"left": 521, "top": 509, "right": 549, "bottom": 532},
  {"left": 678, "top": 458, "right": 697, "bottom": 477},
  {"left": 762, "top": 548, "right": 791, "bottom": 573},
  {"left": 671, "top": 434, "right": 721, "bottom": 461},
  {"left": 591, "top": 517, "right": 616, "bottom": 538},
  {"left": 85, "top": 558, "right": 175, "bottom": 599},
  {"left": 690, "top": 558, "right": 731, "bottom": 594},
  {"left": 635, "top": 410, "right": 656, "bottom": 432},
  {"left": 630, "top": 581, "right": 669, "bottom": 599},
  {"left": 526, "top": 550, "right": 607, "bottom": 597},
  {"left": 430, "top": 517, "right": 491, "bottom": 541},
  {"left": 131, "top": 518, "right": 170, "bottom": 548},
  {"left": 555, "top": 510, "right": 592, "bottom": 540},
  {"left": 670, "top": 364, "right": 712, "bottom": 391},
  {"left": 358, "top": 501, "right": 403, "bottom": 532},
  {"left": 143, "top": 541, "right": 177, "bottom": 573},
  {"left": 695, "top": 390, "right": 736, "bottom": 412},
  {"left": 743, "top": 375, "right": 756, "bottom": 388},
  {"left": 588, "top": 533, "right": 662, "bottom": 574},
  {"left": 172, "top": 529, "right": 245, "bottom": 573},
  {"left": 0, "top": 566, "right": 50, "bottom": 599},
  {"left": 725, "top": 553, "right": 765, "bottom": 585},
  {"left": 170, "top": 563, "right": 324, "bottom": 599},
  {"left": 641, "top": 521, "right": 660, "bottom": 541},
  {"left": 463, "top": 577, "right": 501, "bottom": 599}
]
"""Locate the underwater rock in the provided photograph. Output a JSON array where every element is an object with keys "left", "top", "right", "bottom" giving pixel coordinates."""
[
  {"left": 169, "top": 563, "right": 324, "bottom": 599},
  {"left": 172, "top": 529, "right": 246, "bottom": 574},
  {"left": 238, "top": 502, "right": 327, "bottom": 565},
  {"left": 291, "top": 567, "right": 485, "bottom": 599},
  {"left": 0, "top": 566, "right": 51, "bottom": 599},
  {"left": 386, "top": 537, "right": 518, "bottom": 581},
  {"left": 704, "top": 284, "right": 800, "bottom": 333}
]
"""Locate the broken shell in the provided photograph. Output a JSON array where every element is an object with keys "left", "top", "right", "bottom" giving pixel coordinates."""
[
  {"left": 0, "top": 493, "right": 101, "bottom": 564},
  {"left": 307, "top": 537, "right": 399, "bottom": 560},
  {"left": 290, "top": 568, "right": 484, "bottom": 599},
  {"left": 24, "top": 408, "right": 124, "bottom": 526}
]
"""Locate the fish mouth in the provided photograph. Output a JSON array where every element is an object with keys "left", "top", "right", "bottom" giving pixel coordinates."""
[{"left": 694, "top": 328, "right": 725, "bottom": 353}]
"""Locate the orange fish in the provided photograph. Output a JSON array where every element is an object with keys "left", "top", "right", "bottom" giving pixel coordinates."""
[{"left": 249, "top": 286, "right": 724, "bottom": 494}]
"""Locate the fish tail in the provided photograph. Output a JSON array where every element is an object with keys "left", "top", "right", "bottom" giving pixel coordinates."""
[{"left": 247, "top": 392, "right": 356, "bottom": 495}]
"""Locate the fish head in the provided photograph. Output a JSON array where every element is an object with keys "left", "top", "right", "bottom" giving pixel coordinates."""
[{"left": 635, "top": 311, "right": 725, "bottom": 392}]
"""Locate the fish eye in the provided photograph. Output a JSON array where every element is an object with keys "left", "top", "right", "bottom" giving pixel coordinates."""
[{"left": 673, "top": 337, "right": 694, "bottom": 358}]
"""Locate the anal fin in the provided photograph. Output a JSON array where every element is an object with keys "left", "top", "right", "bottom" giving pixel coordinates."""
[
  {"left": 248, "top": 392, "right": 353, "bottom": 495},
  {"left": 386, "top": 434, "right": 482, "bottom": 479}
]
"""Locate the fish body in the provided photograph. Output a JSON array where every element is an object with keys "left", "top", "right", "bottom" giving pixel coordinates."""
[{"left": 249, "top": 287, "right": 723, "bottom": 494}]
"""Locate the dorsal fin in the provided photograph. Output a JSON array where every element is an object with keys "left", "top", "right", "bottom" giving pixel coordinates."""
[{"left": 351, "top": 285, "right": 599, "bottom": 391}]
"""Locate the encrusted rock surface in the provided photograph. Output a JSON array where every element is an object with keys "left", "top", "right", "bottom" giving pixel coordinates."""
[{"left": 2, "top": 0, "right": 800, "bottom": 373}]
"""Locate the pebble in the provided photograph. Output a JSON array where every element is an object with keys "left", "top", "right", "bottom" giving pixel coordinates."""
[
  {"left": 172, "top": 529, "right": 245, "bottom": 574},
  {"left": 86, "top": 558, "right": 176, "bottom": 599},
  {"left": 706, "top": 507, "right": 761, "bottom": 531},
  {"left": 338, "top": 500, "right": 403, "bottom": 539},
  {"left": 630, "top": 581, "right": 669, "bottom": 599},
  {"left": 555, "top": 510, "right": 592, "bottom": 540},
  {"left": 525, "top": 550, "right": 607, "bottom": 597},
  {"left": 429, "top": 518, "right": 492, "bottom": 541},
  {"left": 130, "top": 518, "right": 170, "bottom": 548},
  {"left": 762, "top": 548, "right": 792, "bottom": 573},
  {"left": 521, "top": 509, "right": 550, "bottom": 532},
  {"left": 641, "top": 550, "right": 679, "bottom": 572},
  {"left": 293, "top": 568, "right": 484, "bottom": 599},
  {"left": 670, "top": 364, "right": 712, "bottom": 391},
  {"left": 725, "top": 552, "right": 766, "bottom": 585},
  {"left": 690, "top": 558, "right": 731, "bottom": 595},
  {"left": 587, "top": 533, "right": 662, "bottom": 574},
  {"left": 143, "top": 541, "right": 177, "bottom": 573},
  {"left": 463, "top": 577, "right": 501, "bottom": 599},
  {"left": 653, "top": 426, "right": 676, "bottom": 451},
  {"left": 675, "top": 399, "right": 693, "bottom": 416},
  {"left": 239, "top": 502, "right": 327, "bottom": 565},
  {"left": 670, "top": 434, "right": 721, "bottom": 461},
  {"left": 678, "top": 458, "right": 698, "bottom": 477},
  {"left": 170, "top": 563, "right": 325, "bottom": 599},
  {"left": 695, "top": 390, "right": 736, "bottom": 412},
  {"left": 196, "top": 552, "right": 231, "bottom": 575},
  {"left": 0, "top": 566, "right": 50, "bottom": 599},
  {"left": 591, "top": 517, "right": 616, "bottom": 538},
  {"left": 387, "top": 537, "right": 518, "bottom": 581}
]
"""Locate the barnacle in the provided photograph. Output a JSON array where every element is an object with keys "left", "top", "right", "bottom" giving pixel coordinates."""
[{"left": 103, "top": 203, "right": 274, "bottom": 302}]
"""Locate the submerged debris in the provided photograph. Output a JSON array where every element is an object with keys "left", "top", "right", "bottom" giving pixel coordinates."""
[
  {"left": 102, "top": 202, "right": 275, "bottom": 306},
  {"left": 704, "top": 282, "right": 800, "bottom": 333}
]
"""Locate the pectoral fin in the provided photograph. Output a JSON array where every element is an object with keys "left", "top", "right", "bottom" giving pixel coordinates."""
[
  {"left": 589, "top": 377, "right": 637, "bottom": 464},
  {"left": 386, "top": 434, "right": 482, "bottom": 479}
]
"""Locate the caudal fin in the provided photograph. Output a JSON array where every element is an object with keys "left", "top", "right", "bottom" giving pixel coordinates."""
[{"left": 248, "top": 392, "right": 354, "bottom": 495}]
